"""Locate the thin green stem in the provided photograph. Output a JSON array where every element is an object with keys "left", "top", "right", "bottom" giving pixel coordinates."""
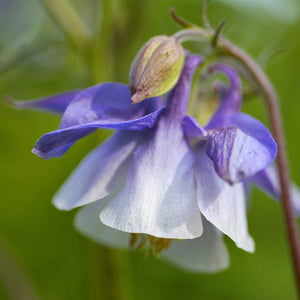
[
  {"left": 174, "top": 29, "right": 211, "bottom": 43},
  {"left": 40, "top": 0, "right": 92, "bottom": 51}
]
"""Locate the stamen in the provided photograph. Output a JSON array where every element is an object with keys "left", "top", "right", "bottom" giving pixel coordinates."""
[{"left": 129, "top": 234, "right": 172, "bottom": 257}]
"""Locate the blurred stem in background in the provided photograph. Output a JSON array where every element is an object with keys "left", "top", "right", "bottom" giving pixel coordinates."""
[
  {"left": 40, "top": 0, "right": 131, "bottom": 299},
  {"left": 87, "top": 244, "right": 131, "bottom": 300},
  {"left": 0, "top": 238, "right": 39, "bottom": 300},
  {"left": 40, "top": 0, "right": 92, "bottom": 51},
  {"left": 89, "top": 0, "right": 120, "bottom": 84},
  {"left": 40, "top": 0, "right": 120, "bottom": 84}
]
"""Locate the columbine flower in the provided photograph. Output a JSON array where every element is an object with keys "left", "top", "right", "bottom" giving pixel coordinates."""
[{"left": 12, "top": 54, "right": 289, "bottom": 272}]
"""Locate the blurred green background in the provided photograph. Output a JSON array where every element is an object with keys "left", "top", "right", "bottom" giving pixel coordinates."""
[{"left": 0, "top": 0, "right": 300, "bottom": 299}]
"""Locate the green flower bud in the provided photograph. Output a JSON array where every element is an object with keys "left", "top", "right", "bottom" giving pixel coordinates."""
[{"left": 129, "top": 35, "right": 185, "bottom": 104}]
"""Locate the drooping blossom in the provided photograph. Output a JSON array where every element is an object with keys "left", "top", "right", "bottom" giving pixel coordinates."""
[{"left": 11, "top": 54, "right": 290, "bottom": 272}]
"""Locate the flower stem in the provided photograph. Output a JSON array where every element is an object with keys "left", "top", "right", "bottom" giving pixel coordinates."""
[
  {"left": 174, "top": 29, "right": 210, "bottom": 43},
  {"left": 218, "top": 38, "right": 300, "bottom": 298},
  {"left": 176, "top": 27, "right": 300, "bottom": 298}
]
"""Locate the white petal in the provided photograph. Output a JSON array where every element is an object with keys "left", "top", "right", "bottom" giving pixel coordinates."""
[
  {"left": 74, "top": 197, "right": 130, "bottom": 248},
  {"left": 100, "top": 118, "right": 203, "bottom": 239},
  {"left": 162, "top": 219, "right": 229, "bottom": 273},
  {"left": 53, "top": 132, "right": 140, "bottom": 210},
  {"left": 195, "top": 144, "right": 254, "bottom": 252}
]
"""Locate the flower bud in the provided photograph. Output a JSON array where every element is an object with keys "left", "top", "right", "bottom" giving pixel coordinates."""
[{"left": 129, "top": 35, "right": 185, "bottom": 104}]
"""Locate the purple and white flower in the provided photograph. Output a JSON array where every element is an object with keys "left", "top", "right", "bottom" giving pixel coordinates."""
[{"left": 13, "top": 55, "right": 288, "bottom": 272}]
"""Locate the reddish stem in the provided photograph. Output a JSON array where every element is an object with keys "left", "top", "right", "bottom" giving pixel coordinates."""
[{"left": 219, "top": 38, "right": 300, "bottom": 299}]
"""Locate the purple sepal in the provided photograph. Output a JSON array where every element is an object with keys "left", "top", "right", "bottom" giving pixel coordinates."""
[
  {"left": 247, "top": 165, "right": 300, "bottom": 216},
  {"left": 183, "top": 116, "right": 207, "bottom": 140},
  {"left": 32, "top": 82, "right": 164, "bottom": 159},
  {"left": 6, "top": 90, "right": 82, "bottom": 115},
  {"left": 32, "top": 108, "right": 164, "bottom": 159},
  {"left": 206, "top": 125, "right": 276, "bottom": 184},
  {"left": 247, "top": 167, "right": 280, "bottom": 199},
  {"left": 60, "top": 82, "right": 161, "bottom": 129},
  {"left": 32, "top": 128, "right": 96, "bottom": 159}
]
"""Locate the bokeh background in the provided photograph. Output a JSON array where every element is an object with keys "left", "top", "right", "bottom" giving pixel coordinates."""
[{"left": 1, "top": 0, "right": 300, "bottom": 299}]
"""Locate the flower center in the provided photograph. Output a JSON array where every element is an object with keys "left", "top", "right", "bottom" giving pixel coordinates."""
[{"left": 129, "top": 233, "right": 171, "bottom": 257}]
